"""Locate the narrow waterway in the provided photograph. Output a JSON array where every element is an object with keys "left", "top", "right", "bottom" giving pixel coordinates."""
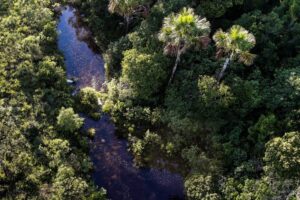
[{"left": 57, "top": 6, "right": 184, "bottom": 200}]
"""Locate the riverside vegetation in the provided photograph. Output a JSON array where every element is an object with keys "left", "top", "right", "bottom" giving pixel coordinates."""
[
  {"left": 66, "top": 0, "right": 300, "bottom": 199},
  {"left": 0, "top": 1, "right": 106, "bottom": 199},
  {"left": 1, "top": 0, "right": 300, "bottom": 199}
]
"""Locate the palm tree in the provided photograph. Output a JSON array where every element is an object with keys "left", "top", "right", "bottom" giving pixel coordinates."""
[
  {"left": 213, "top": 25, "right": 256, "bottom": 82},
  {"left": 159, "top": 7, "right": 211, "bottom": 85},
  {"left": 108, "top": 0, "right": 147, "bottom": 32}
]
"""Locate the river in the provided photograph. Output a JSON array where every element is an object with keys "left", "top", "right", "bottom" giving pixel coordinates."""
[{"left": 57, "top": 6, "right": 184, "bottom": 200}]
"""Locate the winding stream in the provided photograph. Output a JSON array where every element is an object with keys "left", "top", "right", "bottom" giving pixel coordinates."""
[{"left": 57, "top": 6, "right": 184, "bottom": 200}]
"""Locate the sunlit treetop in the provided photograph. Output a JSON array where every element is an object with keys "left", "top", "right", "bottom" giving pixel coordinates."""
[
  {"left": 213, "top": 25, "right": 256, "bottom": 66},
  {"left": 159, "top": 7, "right": 211, "bottom": 55}
]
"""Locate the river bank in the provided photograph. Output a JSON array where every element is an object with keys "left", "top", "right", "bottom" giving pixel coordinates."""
[{"left": 57, "top": 6, "right": 185, "bottom": 200}]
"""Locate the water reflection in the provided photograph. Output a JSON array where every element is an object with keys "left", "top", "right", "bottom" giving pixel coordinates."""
[
  {"left": 57, "top": 6, "right": 104, "bottom": 90},
  {"left": 57, "top": 6, "right": 184, "bottom": 200},
  {"left": 86, "top": 116, "right": 184, "bottom": 200}
]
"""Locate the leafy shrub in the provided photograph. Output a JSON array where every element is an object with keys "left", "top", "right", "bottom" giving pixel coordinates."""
[{"left": 57, "top": 107, "right": 84, "bottom": 133}]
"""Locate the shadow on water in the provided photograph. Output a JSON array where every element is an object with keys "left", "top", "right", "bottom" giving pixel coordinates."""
[
  {"left": 57, "top": 6, "right": 104, "bottom": 90},
  {"left": 57, "top": 6, "right": 184, "bottom": 200}
]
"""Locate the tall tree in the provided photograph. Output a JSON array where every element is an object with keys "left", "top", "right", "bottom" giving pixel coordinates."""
[
  {"left": 159, "top": 7, "right": 211, "bottom": 85},
  {"left": 108, "top": 0, "right": 147, "bottom": 31},
  {"left": 213, "top": 25, "right": 256, "bottom": 82}
]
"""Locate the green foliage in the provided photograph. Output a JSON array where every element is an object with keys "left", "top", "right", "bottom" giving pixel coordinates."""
[
  {"left": 159, "top": 7, "right": 211, "bottom": 83},
  {"left": 57, "top": 107, "right": 84, "bottom": 133},
  {"left": 76, "top": 87, "right": 101, "bottom": 119},
  {"left": 2, "top": 0, "right": 299, "bottom": 198},
  {"left": 222, "top": 178, "right": 273, "bottom": 200},
  {"left": 130, "top": 130, "right": 162, "bottom": 166},
  {"left": 196, "top": 0, "right": 244, "bottom": 18},
  {"left": 236, "top": 4, "right": 300, "bottom": 75},
  {"left": 286, "top": 0, "right": 300, "bottom": 21},
  {"left": 264, "top": 131, "right": 300, "bottom": 178},
  {"left": 264, "top": 67, "right": 300, "bottom": 111},
  {"left": 51, "top": 165, "right": 89, "bottom": 199},
  {"left": 247, "top": 114, "right": 277, "bottom": 153},
  {"left": 63, "top": 0, "right": 124, "bottom": 50},
  {"left": 0, "top": 110, "right": 38, "bottom": 198},
  {"left": 0, "top": 0, "right": 10, "bottom": 15},
  {"left": 40, "top": 138, "right": 71, "bottom": 168},
  {"left": 165, "top": 142, "right": 175, "bottom": 156},
  {"left": 108, "top": 0, "right": 147, "bottom": 31},
  {"left": 159, "top": 7, "right": 211, "bottom": 52},
  {"left": 181, "top": 146, "right": 220, "bottom": 174},
  {"left": 198, "top": 75, "right": 234, "bottom": 113},
  {"left": 121, "top": 49, "right": 169, "bottom": 102},
  {"left": 88, "top": 188, "right": 107, "bottom": 200},
  {"left": 81, "top": 0, "right": 300, "bottom": 198},
  {"left": 87, "top": 128, "right": 97, "bottom": 138},
  {"left": 184, "top": 174, "right": 220, "bottom": 200},
  {"left": 108, "top": 0, "right": 146, "bottom": 17},
  {"left": 214, "top": 25, "right": 256, "bottom": 65},
  {"left": 0, "top": 1, "right": 106, "bottom": 199},
  {"left": 104, "top": 36, "right": 132, "bottom": 79}
]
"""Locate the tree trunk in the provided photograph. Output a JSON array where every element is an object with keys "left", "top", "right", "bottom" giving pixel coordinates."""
[
  {"left": 217, "top": 53, "right": 234, "bottom": 82},
  {"left": 168, "top": 48, "right": 182, "bottom": 85},
  {"left": 125, "top": 16, "right": 130, "bottom": 32}
]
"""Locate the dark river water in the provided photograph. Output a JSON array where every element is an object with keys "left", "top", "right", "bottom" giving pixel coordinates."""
[{"left": 57, "top": 6, "right": 184, "bottom": 200}]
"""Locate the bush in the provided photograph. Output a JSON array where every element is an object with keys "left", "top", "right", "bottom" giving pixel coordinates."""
[
  {"left": 264, "top": 131, "right": 300, "bottom": 178},
  {"left": 104, "top": 36, "right": 132, "bottom": 79},
  {"left": 76, "top": 87, "right": 101, "bottom": 120},
  {"left": 87, "top": 128, "right": 96, "bottom": 138},
  {"left": 184, "top": 174, "right": 220, "bottom": 200},
  {"left": 121, "top": 49, "right": 169, "bottom": 103},
  {"left": 57, "top": 107, "right": 84, "bottom": 133}
]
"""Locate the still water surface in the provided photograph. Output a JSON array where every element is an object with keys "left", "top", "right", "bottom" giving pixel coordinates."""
[{"left": 57, "top": 6, "right": 184, "bottom": 200}]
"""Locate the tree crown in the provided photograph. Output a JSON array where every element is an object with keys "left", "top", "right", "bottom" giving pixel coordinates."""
[
  {"left": 108, "top": 0, "right": 146, "bottom": 17},
  {"left": 159, "top": 7, "right": 211, "bottom": 55},
  {"left": 213, "top": 25, "right": 256, "bottom": 65}
]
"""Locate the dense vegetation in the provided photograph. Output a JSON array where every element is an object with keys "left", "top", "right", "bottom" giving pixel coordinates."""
[
  {"left": 67, "top": 0, "right": 300, "bottom": 199},
  {"left": 0, "top": 1, "right": 106, "bottom": 199},
  {"left": 2, "top": 0, "right": 300, "bottom": 199}
]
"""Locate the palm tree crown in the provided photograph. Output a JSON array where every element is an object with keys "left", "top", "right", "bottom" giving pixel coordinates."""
[
  {"left": 213, "top": 25, "right": 256, "bottom": 82},
  {"left": 108, "top": 0, "right": 147, "bottom": 32},
  {"left": 213, "top": 25, "right": 256, "bottom": 66},
  {"left": 158, "top": 7, "right": 211, "bottom": 85},
  {"left": 159, "top": 7, "right": 211, "bottom": 55}
]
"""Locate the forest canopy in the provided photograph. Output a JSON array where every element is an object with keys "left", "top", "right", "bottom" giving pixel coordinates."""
[
  {"left": 1, "top": 0, "right": 300, "bottom": 199},
  {"left": 0, "top": 0, "right": 105, "bottom": 199},
  {"left": 69, "top": 0, "right": 300, "bottom": 199}
]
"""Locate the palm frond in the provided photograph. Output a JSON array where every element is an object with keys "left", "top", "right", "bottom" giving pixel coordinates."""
[
  {"left": 108, "top": 0, "right": 117, "bottom": 13},
  {"left": 229, "top": 25, "right": 256, "bottom": 52},
  {"left": 213, "top": 29, "right": 228, "bottom": 49},
  {"left": 213, "top": 25, "right": 256, "bottom": 62},
  {"left": 238, "top": 51, "right": 256, "bottom": 66},
  {"left": 159, "top": 7, "right": 211, "bottom": 48}
]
